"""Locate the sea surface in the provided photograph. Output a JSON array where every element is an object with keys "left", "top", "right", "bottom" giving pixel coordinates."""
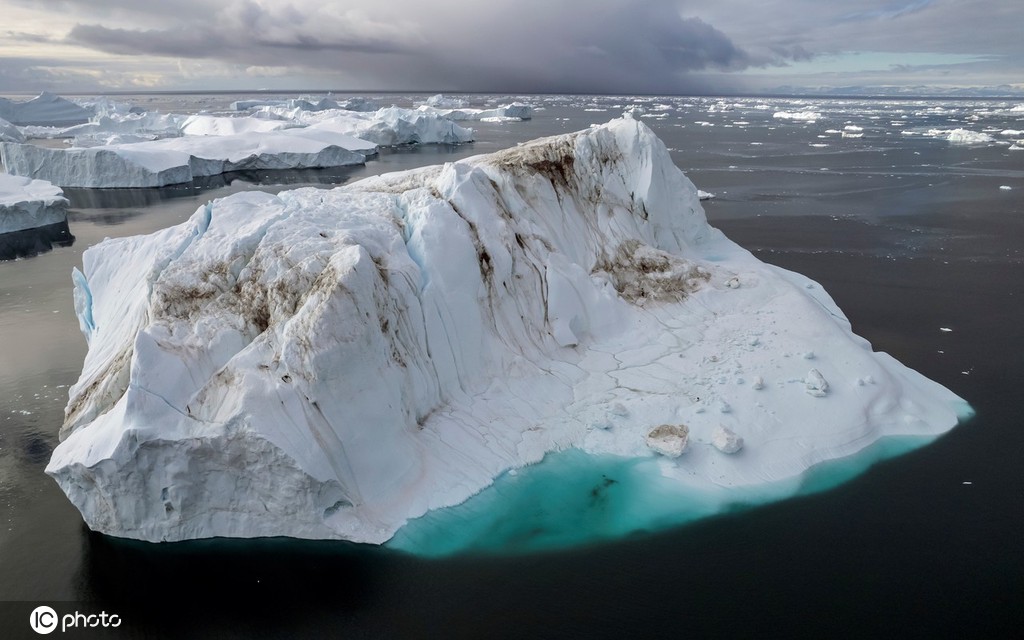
[{"left": 1, "top": 93, "right": 1022, "bottom": 638}]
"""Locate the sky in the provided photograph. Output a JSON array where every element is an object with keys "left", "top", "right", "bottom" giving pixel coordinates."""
[{"left": 0, "top": 0, "right": 1020, "bottom": 95}]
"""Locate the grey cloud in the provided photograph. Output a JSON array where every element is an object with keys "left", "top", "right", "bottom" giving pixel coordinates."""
[{"left": 52, "top": 0, "right": 800, "bottom": 93}]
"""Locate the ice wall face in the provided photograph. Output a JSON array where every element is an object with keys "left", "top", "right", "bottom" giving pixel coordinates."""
[
  {"left": 46, "top": 118, "right": 967, "bottom": 546},
  {"left": 0, "top": 174, "right": 68, "bottom": 235}
]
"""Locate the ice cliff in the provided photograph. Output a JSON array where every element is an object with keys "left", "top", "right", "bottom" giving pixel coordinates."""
[{"left": 46, "top": 118, "right": 967, "bottom": 545}]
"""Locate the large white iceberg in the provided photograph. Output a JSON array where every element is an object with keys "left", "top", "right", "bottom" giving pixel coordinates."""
[
  {"left": 46, "top": 118, "right": 967, "bottom": 545},
  {"left": 0, "top": 173, "right": 69, "bottom": 234},
  {"left": 0, "top": 92, "right": 92, "bottom": 126},
  {"left": 1, "top": 128, "right": 377, "bottom": 188}
]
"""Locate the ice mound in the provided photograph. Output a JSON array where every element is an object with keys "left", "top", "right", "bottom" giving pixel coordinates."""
[
  {"left": 46, "top": 118, "right": 967, "bottom": 546},
  {"left": 943, "top": 129, "right": 995, "bottom": 145},
  {"left": 0, "top": 92, "right": 91, "bottom": 126},
  {"left": 0, "top": 128, "right": 377, "bottom": 188},
  {"left": 0, "top": 174, "right": 68, "bottom": 234}
]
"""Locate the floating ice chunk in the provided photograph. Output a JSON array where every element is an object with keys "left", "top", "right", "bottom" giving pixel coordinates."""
[
  {"left": 999, "top": 185, "right": 1012, "bottom": 191},
  {"left": 805, "top": 369, "right": 829, "bottom": 397},
  {"left": 940, "top": 327, "right": 953, "bottom": 332},
  {"left": 773, "top": 111, "right": 820, "bottom": 122},
  {"left": 0, "top": 174, "right": 69, "bottom": 235},
  {"left": 711, "top": 425, "right": 743, "bottom": 454},
  {"left": 645, "top": 424, "right": 689, "bottom": 457},
  {"left": 697, "top": 190, "right": 716, "bottom": 200},
  {"left": 843, "top": 125, "right": 863, "bottom": 132},
  {"left": 944, "top": 129, "right": 994, "bottom": 145}
]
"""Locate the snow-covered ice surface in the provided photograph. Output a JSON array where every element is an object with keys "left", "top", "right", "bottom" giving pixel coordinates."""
[
  {"left": 0, "top": 174, "right": 68, "bottom": 235},
  {"left": 1, "top": 128, "right": 376, "bottom": 188},
  {"left": 46, "top": 117, "right": 969, "bottom": 550}
]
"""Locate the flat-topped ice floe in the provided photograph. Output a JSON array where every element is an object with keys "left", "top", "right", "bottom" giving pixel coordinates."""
[
  {"left": 47, "top": 118, "right": 968, "bottom": 547},
  {"left": 252, "top": 106, "right": 475, "bottom": 146},
  {"left": 1, "top": 128, "right": 377, "bottom": 188},
  {"left": 0, "top": 173, "right": 69, "bottom": 234}
]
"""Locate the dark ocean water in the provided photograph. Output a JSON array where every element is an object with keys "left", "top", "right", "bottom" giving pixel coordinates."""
[{"left": 0, "top": 93, "right": 1021, "bottom": 638}]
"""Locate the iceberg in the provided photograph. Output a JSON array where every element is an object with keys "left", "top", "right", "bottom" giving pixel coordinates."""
[
  {"left": 0, "top": 117, "right": 25, "bottom": 143},
  {"left": 307, "top": 107, "right": 474, "bottom": 145},
  {"left": 417, "top": 103, "right": 534, "bottom": 121},
  {"left": 46, "top": 118, "right": 967, "bottom": 547},
  {"left": 0, "top": 173, "right": 69, "bottom": 235},
  {"left": 233, "top": 97, "right": 378, "bottom": 113},
  {"left": 178, "top": 114, "right": 296, "bottom": 136},
  {"left": 1, "top": 128, "right": 377, "bottom": 188},
  {"left": 0, "top": 92, "right": 91, "bottom": 126}
]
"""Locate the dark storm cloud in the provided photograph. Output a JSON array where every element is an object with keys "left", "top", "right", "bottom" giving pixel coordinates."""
[
  {"left": 5, "top": 0, "right": 1020, "bottom": 92},
  {"left": 66, "top": 23, "right": 410, "bottom": 58},
  {"left": 51, "top": 0, "right": 796, "bottom": 93}
]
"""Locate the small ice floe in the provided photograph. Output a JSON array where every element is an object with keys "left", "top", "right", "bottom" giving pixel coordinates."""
[
  {"left": 645, "top": 424, "right": 689, "bottom": 457},
  {"left": 962, "top": 481, "right": 972, "bottom": 485},
  {"left": 940, "top": 327, "right": 953, "bottom": 332},
  {"left": 711, "top": 425, "right": 744, "bottom": 454},
  {"left": 999, "top": 185, "right": 1012, "bottom": 191},
  {"left": 697, "top": 190, "right": 716, "bottom": 201},
  {"left": 805, "top": 369, "right": 829, "bottom": 397}
]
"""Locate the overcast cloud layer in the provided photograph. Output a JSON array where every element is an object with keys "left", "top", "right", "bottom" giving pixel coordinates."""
[{"left": 0, "top": 0, "right": 1020, "bottom": 94}]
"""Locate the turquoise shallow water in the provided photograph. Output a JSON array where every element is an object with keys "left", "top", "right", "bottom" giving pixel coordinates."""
[{"left": 388, "top": 427, "right": 968, "bottom": 557}]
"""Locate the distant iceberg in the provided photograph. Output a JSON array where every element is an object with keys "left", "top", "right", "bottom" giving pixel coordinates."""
[
  {"left": 1, "top": 128, "right": 376, "bottom": 188},
  {"left": 0, "top": 174, "right": 68, "bottom": 235},
  {"left": 417, "top": 102, "right": 533, "bottom": 121},
  {"left": 423, "top": 94, "right": 470, "bottom": 109},
  {"left": 47, "top": 118, "right": 968, "bottom": 547},
  {"left": 232, "top": 96, "right": 378, "bottom": 113},
  {"left": 0, "top": 92, "right": 91, "bottom": 126},
  {"left": 0, "top": 117, "right": 25, "bottom": 143}
]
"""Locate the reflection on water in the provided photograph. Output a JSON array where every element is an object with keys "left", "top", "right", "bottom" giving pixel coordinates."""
[
  {"left": 62, "top": 165, "right": 370, "bottom": 211},
  {"left": 0, "top": 219, "right": 74, "bottom": 261}
]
